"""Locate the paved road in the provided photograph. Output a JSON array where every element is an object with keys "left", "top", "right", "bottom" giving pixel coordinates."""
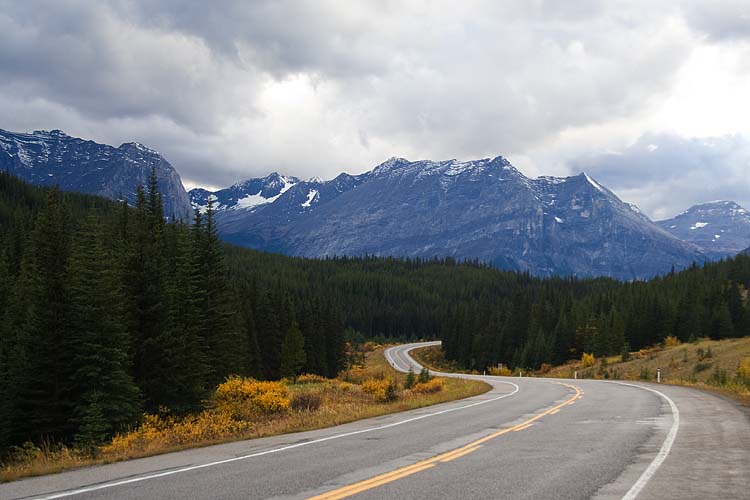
[{"left": 3, "top": 342, "right": 749, "bottom": 500}]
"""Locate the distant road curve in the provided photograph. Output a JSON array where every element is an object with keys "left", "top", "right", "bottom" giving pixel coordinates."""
[{"left": 2, "top": 342, "right": 749, "bottom": 500}]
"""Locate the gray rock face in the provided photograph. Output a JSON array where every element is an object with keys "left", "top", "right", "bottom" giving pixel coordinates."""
[
  {"left": 657, "top": 201, "right": 750, "bottom": 259},
  {"left": 0, "top": 128, "right": 192, "bottom": 218},
  {"left": 196, "top": 156, "right": 704, "bottom": 280}
]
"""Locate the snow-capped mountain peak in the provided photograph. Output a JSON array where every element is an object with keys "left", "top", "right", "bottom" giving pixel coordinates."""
[
  {"left": 658, "top": 201, "right": 750, "bottom": 258},
  {"left": 193, "top": 155, "right": 705, "bottom": 280}
]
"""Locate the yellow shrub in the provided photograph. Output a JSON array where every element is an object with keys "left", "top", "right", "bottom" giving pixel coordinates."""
[
  {"left": 362, "top": 377, "right": 397, "bottom": 402},
  {"left": 581, "top": 352, "right": 595, "bottom": 368},
  {"left": 411, "top": 378, "right": 445, "bottom": 394},
  {"left": 487, "top": 366, "right": 512, "bottom": 376},
  {"left": 664, "top": 336, "right": 681, "bottom": 347},
  {"left": 103, "top": 411, "right": 252, "bottom": 456},
  {"left": 332, "top": 380, "right": 354, "bottom": 391},
  {"left": 296, "top": 373, "right": 329, "bottom": 385},
  {"left": 213, "top": 376, "right": 290, "bottom": 416},
  {"left": 737, "top": 357, "right": 750, "bottom": 382}
]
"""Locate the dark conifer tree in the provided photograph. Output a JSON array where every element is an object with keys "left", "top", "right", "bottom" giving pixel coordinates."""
[
  {"left": 280, "top": 321, "right": 306, "bottom": 380},
  {"left": 19, "top": 188, "right": 73, "bottom": 442},
  {"left": 198, "top": 197, "right": 246, "bottom": 384},
  {"left": 67, "top": 216, "right": 141, "bottom": 446}
]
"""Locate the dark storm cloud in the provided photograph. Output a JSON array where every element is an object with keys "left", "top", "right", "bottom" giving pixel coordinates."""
[
  {"left": 570, "top": 133, "right": 750, "bottom": 219},
  {"left": 682, "top": 0, "right": 750, "bottom": 41},
  {"left": 0, "top": 0, "right": 746, "bottom": 198}
]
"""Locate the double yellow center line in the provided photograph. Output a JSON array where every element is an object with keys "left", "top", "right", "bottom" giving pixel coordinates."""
[{"left": 308, "top": 383, "right": 582, "bottom": 500}]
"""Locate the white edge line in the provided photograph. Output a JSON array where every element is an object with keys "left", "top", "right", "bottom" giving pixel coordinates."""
[
  {"left": 395, "top": 343, "right": 681, "bottom": 500},
  {"left": 611, "top": 381, "right": 680, "bottom": 500},
  {"left": 31, "top": 345, "right": 518, "bottom": 500}
]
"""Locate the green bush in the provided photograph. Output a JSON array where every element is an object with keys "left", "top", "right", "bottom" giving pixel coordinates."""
[{"left": 404, "top": 368, "right": 416, "bottom": 389}]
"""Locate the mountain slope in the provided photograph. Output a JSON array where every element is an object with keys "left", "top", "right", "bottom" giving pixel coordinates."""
[
  {"left": 657, "top": 201, "right": 750, "bottom": 259},
  {"left": 199, "top": 156, "right": 703, "bottom": 280},
  {"left": 0, "top": 128, "right": 192, "bottom": 218}
]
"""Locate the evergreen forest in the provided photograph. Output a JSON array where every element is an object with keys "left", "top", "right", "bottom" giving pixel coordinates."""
[{"left": 1, "top": 171, "right": 749, "bottom": 452}]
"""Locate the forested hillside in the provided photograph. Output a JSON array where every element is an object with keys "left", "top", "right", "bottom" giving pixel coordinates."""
[
  {"left": 437, "top": 257, "right": 750, "bottom": 371},
  {"left": 0, "top": 171, "right": 345, "bottom": 452},
  {"left": 2, "top": 171, "right": 749, "bottom": 453}
]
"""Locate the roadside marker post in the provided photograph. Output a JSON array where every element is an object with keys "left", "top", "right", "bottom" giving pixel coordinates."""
[{"left": 657, "top": 368, "right": 661, "bottom": 384}]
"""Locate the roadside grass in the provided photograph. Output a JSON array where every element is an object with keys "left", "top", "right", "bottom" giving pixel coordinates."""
[
  {"left": 409, "top": 345, "right": 468, "bottom": 373},
  {"left": 0, "top": 346, "right": 489, "bottom": 483},
  {"left": 540, "top": 337, "right": 750, "bottom": 406}
]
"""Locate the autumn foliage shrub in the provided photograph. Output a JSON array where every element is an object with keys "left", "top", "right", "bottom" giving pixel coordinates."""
[
  {"left": 487, "top": 365, "right": 512, "bottom": 376},
  {"left": 296, "top": 373, "right": 329, "bottom": 385},
  {"left": 103, "top": 411, "right": 252, "bottom": 456},
  {"left": 581, "top": 352, "right": 595, "bottom": 368},
  {"left": 362, "top": 377, "right": 398, "bottom": 402},
  {"left": 411, "top": 378, "right": 445, "bottom": 394},
  {"left": 664, "top": 336, "right": 681, "bottom": 347},
  {"left": 213, "top": 376, "right": 290, "bottom": 418},
  {"left": 737, "top": 357, "right": 750, "bottom": 383}
]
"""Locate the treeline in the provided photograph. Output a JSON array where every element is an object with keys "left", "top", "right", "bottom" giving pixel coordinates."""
[
  {"left": 0, "top": 171, "right": 344, "bottom": 451},
  {"left": 438, "top": 258, "right": 750, "bottom": 371},
  {"left": 2, "top": 170, "right": 750, "bottom": 451},
  {"left": 222, "top": 236, "right": 750, "bottom": 372}
]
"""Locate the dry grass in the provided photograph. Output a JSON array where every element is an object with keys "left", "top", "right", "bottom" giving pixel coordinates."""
[
  {"left": 540, "top": 337, "right": 750, "bottom": 406},
  {"left": 1, "top": 347, "right": 489, "bottom": 483}
]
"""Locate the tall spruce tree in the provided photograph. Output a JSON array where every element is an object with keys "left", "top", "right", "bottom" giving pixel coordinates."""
[
  {"left": 127, "top": 182, "right": 168, "bottom": 410},
  {"left": 280, "top": 321, "right": 306, "bottom": 381},
  {"left": 67, "top": 216, "right": 141, "bottom": 446},
  {"left": 19, "top": 188, "right": 73, "bottom": 442},
  {"left": 195, "top": 197, "right": 246, "bottom": 386}
]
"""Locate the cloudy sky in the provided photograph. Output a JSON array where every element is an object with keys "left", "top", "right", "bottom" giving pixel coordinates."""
[{"left": 1, "top": 0, "right": 749, "bottom": 219}]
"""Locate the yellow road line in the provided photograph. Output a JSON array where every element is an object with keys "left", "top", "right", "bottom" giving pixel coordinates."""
[
  {"left": 439, "top": 445, "right": 482, "bottom": 463},
  {"left": 307, "top": 463, "right": 436, "bottom": 500},
  {"left": 307, "top": 383, "right": 582, "bottom": 500}
]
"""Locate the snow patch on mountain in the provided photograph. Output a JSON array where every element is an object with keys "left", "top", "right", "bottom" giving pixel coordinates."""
[
  {"left": 301, "top": 189, "right": 319, "bottom": 208},
  {"left": 583, "top": 172, "right": 605, "bottom": 193},
  {"left": 235, "top": 176, "right": 296, "bottom": 210}
]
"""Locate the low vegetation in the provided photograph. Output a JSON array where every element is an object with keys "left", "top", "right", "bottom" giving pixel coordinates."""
[
  {"left": 0, "top": 345, "right": 489, "bottom": 482},
  {"left": 410, "top": 345, "right": 467, "bottom": 373},
  {"left": 540, "top": 337, "right": 750, "bottom": 406}
]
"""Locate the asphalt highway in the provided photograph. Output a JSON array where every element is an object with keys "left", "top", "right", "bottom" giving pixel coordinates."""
[{"left": 2, "top": 342, "right": 749, "bottom": 500}]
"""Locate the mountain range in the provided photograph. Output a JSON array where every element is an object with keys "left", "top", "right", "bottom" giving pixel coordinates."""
[
  {"left": 190, "top": 156, "right": 708, "bottom": 280},
  {"left": 4, "top": 127, "right": 750, "bottom": 280},
  {"left": 0, "top": 128, "right": 191, "bottom": 218}
]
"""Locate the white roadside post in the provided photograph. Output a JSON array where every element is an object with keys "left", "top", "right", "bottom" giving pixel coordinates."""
[
  {"left": 657, "top": 368, "right": 661, "bottom": 384},
  {"left": 574, "top": 370, "right": 577, "bottom": 380}
]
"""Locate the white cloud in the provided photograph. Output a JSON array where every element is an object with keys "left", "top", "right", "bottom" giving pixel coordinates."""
[{"left": 0, "top": 0, "right": 748, "bottom": 206}]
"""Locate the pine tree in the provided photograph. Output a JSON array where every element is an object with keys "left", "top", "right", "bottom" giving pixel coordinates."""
[
  {"left": 19, "top": 188, "right": 73, "bottom": 442},
  {"left": 158, "top": 222, "right": 208, "bottom": 413},
  {"left": 280, "top": 321, "right": 306, "bottom": 381},
  {"left": 324, "top": 304, "right": 346, "bottom": 378},
  {"left": 195, "top": 197, "right": 246, "bottom": 386},
  {"left": 405, "top": 368, "right": 416, "bottom": 389},
  {"left": 67, "top": 216, "right": 141, "bottom": 445},
  {"left": 126, "top": 183, "right": 168, "bottom": 410},
  {"left": 710, "top": 303, "right": 734, "bottom": 339}
]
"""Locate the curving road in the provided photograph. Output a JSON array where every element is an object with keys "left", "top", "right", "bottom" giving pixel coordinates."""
[{"left": 2, "top": 342, "right": 749, "bottom": 500}]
